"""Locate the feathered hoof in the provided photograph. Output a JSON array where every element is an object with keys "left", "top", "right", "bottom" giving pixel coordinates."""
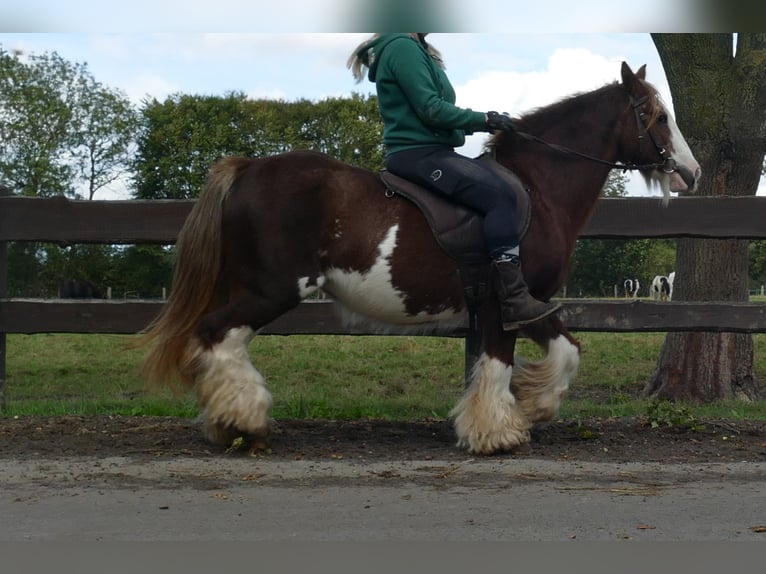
[
  {"left": 202, "top": 413, "right": 272, "bottom": 447},
  {"left": 454, "top": 427, "right": 531, "bottom": 455},
  {"left": 202, "top": 419, "right": 243, "bottom": 446},
  {"left": 195, "top": 372, "right": 273, "bottom": 446}
]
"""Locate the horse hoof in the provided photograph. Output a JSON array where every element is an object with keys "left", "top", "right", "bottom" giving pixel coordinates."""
[
  {"left": 202, "top": 417, "right": 272, "bottom": 447},
  {"left": 202, "top": 420, "right": 242, "bottom": 446},
  {"left": 456, "top": 428, "right": 531, "bottom": 455}
]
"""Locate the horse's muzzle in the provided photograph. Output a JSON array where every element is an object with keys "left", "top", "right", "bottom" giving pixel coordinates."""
[{"left": 670, "top": 164, "right": 700, "bottom": 193}]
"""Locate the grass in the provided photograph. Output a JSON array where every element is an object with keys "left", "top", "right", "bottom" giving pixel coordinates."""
[{"left": 2, "top": 332, "right": 766, "bottom": 421}]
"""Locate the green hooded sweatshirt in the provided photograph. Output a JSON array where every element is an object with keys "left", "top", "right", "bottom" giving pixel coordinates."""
[{"left": 356, "top": 34, "right": 488, "bottom": 155}]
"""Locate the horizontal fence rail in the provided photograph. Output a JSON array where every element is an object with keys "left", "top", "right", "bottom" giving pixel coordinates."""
[
  {"left": 2, "top": 298, "right": 766, "bottom": 335},
  {"left": 3, "top": 195, "right": 766, "bottom": 242}
]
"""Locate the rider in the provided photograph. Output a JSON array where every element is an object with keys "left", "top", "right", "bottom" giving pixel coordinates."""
[{"left": 347, "top": 33, "right": 560, "bottom": 330}]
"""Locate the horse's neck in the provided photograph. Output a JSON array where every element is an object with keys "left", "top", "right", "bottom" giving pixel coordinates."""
[
  {"left": 500, "top": 118, "right": 619, "bottom": 235},
  {"left": 504, "top": 91, "right": 621, "bottom": 232}
]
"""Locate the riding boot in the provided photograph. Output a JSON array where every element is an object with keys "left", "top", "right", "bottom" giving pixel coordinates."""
[{"left": 491, "top": 259, "right": 561, "bottom": 330}]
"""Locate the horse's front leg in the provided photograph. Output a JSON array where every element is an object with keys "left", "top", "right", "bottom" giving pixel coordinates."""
[
  {"left": 513, "top": 315, "right": 581, "bottom": 424},
  {"left": 450, "top": 301, "right": 531, "bottom": 454}
]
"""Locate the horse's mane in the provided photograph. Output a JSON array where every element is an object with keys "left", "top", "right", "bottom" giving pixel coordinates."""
[{"left": 487, "top": 78, "right": 662, "bottom": 150}]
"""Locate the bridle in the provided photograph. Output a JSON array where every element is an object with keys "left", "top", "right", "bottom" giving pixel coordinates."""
[
  {"left": 629, "top": 94, "right": 678, "bottom": 175},
  {"left": 511, "top": 91, "right": 679, "bottom": 175}
]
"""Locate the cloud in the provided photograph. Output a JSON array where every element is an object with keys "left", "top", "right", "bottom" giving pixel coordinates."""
[{"left": 455, "top": 49, "right": 627, "bottom": 156}]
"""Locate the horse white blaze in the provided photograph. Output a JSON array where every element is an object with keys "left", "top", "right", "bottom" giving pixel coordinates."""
[
  {"left": 450, "top": 354, "right": 530, "bottom": 454},
  {"left": 194, "top": 326, "right": 272, "bottom": 444},
  {"left": 666, "top": 111, "right": 700, "bottom": 189},
  {"left": 325, "top": 224, "right": 461, "bottom": 325},
  {"left": 512, "top": 335, "right": 580, "bottom": 422}
]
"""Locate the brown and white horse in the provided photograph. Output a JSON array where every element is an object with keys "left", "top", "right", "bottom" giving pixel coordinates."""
[{"left": 140, "top": 62, "right": 700, "bottom": 454}]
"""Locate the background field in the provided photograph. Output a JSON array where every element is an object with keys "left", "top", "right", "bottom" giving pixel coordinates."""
[{"left": 3, "top": 331, "right": 766, "bottom": 421}]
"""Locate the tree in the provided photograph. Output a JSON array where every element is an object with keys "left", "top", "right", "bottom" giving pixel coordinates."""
[
  {"left": 69, "top": 81, "right": 139, "bottom": 200},
  {"left": 0, "top": 48, "right": 79, "bottom": 196},
  {"left": 0, "top": 47, "right": 138, "bottom": 199},
  {"left": 644, "top": 34, "right": 766, "bottom": 401},
  {"left": 132, "top": 93, "right": 384, "bottom": 200}
]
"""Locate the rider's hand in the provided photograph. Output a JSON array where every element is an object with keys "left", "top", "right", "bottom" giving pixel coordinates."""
[{"left": 486, "top": 111, "right": 516, "bottom": 134}]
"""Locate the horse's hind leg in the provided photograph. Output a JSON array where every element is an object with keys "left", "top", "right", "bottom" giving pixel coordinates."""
[
  {"left": 191, "top": 291, "right": 299, "bottom": 446},
  {"left": 512, "top": 316, "right": 581, "bottom": 423},
  {"left": 450, "top": 303, "right": 532, "bottom": 454}
]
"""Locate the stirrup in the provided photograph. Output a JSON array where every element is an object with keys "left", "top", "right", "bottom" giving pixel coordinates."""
[{"left": 501, "top": 301, "right": 561, "bottom": 331}]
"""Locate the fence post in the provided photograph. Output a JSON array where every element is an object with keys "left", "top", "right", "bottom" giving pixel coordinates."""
[{"left": 0, "top": 185, "right": 10, "bottom": 408}]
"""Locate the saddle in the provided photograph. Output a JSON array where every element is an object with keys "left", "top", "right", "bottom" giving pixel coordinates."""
[{"left": 379, "top": 153, "right": 532, "bottom": 266}]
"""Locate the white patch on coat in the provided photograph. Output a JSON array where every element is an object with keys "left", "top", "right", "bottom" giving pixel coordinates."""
[
  {"left": 324, "top": 224, "right": 462, "bottom": 326},
  {"left": 297, "top": 275, "right": 326, "bottom": 298}
]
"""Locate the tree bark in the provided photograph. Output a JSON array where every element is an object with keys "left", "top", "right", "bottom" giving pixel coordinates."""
[{"left": 644, "top": 33, "right": 766, "bottom": 401}]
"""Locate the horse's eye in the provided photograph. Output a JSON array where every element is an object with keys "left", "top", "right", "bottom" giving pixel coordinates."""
[{"left": 658, "top": 113, "right": 668, "bottom": 124}]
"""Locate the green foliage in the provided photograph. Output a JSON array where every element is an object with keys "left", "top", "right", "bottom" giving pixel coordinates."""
[
  {"left": 0, "top": 46, "right": 137, "bottom": 198},
  {"left": 644, "top": 399, "right": 704, "bottom": 430},
  {"left": 108, "top": 245, "right": 173, "bottom": 299},
  {"left": 565, "top": 172, "right": 678, "bottom": 297},
  {"left": 0, "top": 48, "right": 78, "bottom": 195},
  {"left": 568, "top": 238, "right": 676, "bottom": 297},
  {"left": 4, "top": 242, "right": 172, "bottom": 298},
  {"left": 70, "top": 82, "right": 139, "bottom": 200},
  {"left": 131, "top": 92, "right": 384, "bottom": 199}
]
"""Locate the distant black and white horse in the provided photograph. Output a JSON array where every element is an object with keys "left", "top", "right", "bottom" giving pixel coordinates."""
[
  {"left": 623, "top": 278, "right": 640, "bottom": 299},
  {"left": 650, "top": 275, "right": 671, "bottom": 301}
]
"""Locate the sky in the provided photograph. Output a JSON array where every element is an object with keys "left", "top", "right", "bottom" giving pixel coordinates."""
[{"left": 1, "top": 1, "right": 762, "bottom": 199}]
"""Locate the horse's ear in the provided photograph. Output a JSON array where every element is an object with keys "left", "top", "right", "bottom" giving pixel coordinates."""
[{"left": 620, "top": 61, "right": 643, "bottom": 92}]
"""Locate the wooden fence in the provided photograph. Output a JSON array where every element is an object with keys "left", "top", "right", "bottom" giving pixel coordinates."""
[{"left": 2, "top": 194, "right": 766, "bottom": 401}]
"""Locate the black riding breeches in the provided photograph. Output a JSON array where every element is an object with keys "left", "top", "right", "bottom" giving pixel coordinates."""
[{"left": 386, "top": 146, "right": 520, "bottom": 258}]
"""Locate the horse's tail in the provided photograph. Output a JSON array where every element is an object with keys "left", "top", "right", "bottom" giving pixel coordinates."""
[{"left": 139, "top": 157, "right": 246, "bottom": 390}]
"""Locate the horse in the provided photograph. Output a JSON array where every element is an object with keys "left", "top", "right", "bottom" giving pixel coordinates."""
[
  {"left": 140, "top": 62, "right": 700, "bottom": 455},
  {"left": 623, "top": 278, "right": 640, "bottom": 299},
  {"left": 668, "top": 271, "right": 676, "bottom": 300},
  {"left": 650, "top": 275, "right": 671, "bottom": 301},
  {"left": 59, "top": 279, "right": 102, "bottom": 299}
]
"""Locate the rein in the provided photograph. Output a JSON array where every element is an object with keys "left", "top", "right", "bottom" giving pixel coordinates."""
[{"left": 510, "top": 94, "right": 678, "bottom": 175}]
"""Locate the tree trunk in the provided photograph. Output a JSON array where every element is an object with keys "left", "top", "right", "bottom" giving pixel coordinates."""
[{"left": 644, "top": 33, "right": 766, "bottom": 402}]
